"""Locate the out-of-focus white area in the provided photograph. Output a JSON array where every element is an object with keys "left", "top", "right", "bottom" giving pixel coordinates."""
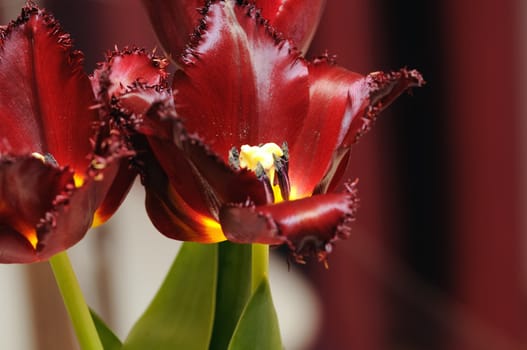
[
  {"left": 1, "top": 182, "right": 321, "bottom": 349},
  {"left": 0, "top": 264, "right": 33, "bottom": 350},
  {"left": 269, "top": 254, "right": 322, "bottom": 349}
]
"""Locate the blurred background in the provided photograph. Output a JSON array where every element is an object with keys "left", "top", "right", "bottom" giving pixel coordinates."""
[{"left": 0, "top": 0, "right": 525, "bottom": 349}]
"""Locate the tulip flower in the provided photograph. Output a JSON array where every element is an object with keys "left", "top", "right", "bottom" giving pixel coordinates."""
[
  {"left": 142, "top": 0, "right": 326, "bottom": 60},
  {"left": 103, "top": 0, "right": 423, "bottom": 263},
  {"left": 0, "top": 6, "right": 134, "bottom": 263}
]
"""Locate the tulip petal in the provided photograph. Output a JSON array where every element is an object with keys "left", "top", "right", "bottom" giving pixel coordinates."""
[
  {"left": 141, "top": 0, "right": 206, "bottom": 61},
  {"left": 37, "top": 173, "right": 119, "bottom": 261},
  {"left": 255, "top": 0, "right": 326, "bottom": 52},
  {"left": 141, "top": 151, "right": 226, "bottom": 243},
  {"left": 91, "top": 48, "right": 169, "bottom": 101},
  {"left": 0, "top": 152, "right": 127, "bottom": 263},
  {"left": 0, "top": 156, "right": 73, "bottom": 263},
  {"left": 289, "top": 60, "right": 424, "bottom": 197},
  {"left": 219, "top": 180, "right": 359, "bottom": 263},
  {"left": 173, "top": 1, "right": 309, "bottom": 161},
  {"left": 91, "top": 49, "right": 174, "bottom": 226},
  {"left": 89, "top": 127, "right": 136, "bottom": 227},
  {"left": 0, "top": 6, "right": 97, "bottom": 172}
]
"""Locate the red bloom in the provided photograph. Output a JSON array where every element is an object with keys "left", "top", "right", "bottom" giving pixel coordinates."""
[
  {"left": 108, "top": 1, "right": 423, "bottom": 262},
  {"left": 142, "top": 0, "right": 325, "bottom": 59},
  {"left": 0, "top": 6, "right": 133, "bottom": 263}
]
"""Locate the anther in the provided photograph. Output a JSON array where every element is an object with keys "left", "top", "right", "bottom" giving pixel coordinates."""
[
  {"left": 255, "top": 163, "right": 275, "bottom": 204},
  {"left": 31, "top": 152, "right": 58, "bottom": 166},
  {"left": 228, "top": 147, "right": 240, "bottom": 170},
  {"left": 273, "top": 153, "right": 290, "bottom": 201}
]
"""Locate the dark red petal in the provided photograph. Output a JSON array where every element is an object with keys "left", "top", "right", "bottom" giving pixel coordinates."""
[
  {"left": 91, "top": 48, "right": 169, "bottom": 101},
  {"left": 0, "top": 156, "right": 73, "bottom": 263},
  {"left": 0, "top": 228, "right": 38, "bottom": 264},
  {"left": 288, "top": 60, "right": 363, "bottom": 198},
  {"left": 173, "top": 1, "right": 309, "bottom": 161},
  {"left": 342, "top": 68, "right": 425, "bottom": 147},
  {"left": 317, "top": 68, "right": 425, "bottom": 194},
  {"left": 92, "top": 161, "right": 136, "bottom": 226},
  {"left": 88, "top": 49, "right": 171, "bottom": 225},
  {"left": 289, "top": 61, "right": 424, "bottom": 197},
  {"left": 141, "top": 0, "right": 206, "bottom": 61},
  {"left": 36, "top": 163, "right": 123, "bottom": 260},
  {"left": 219, "top": 181, "right": 359, "bottom": 263},
  {"left": 141, "top": 149, "right": 225, "bottom": 243},
  {"left": 0, "top": 6, "right": 97, "bottom": 173},
  {"left": 254, "top": 0, "right": 326, "bottom": 52},
  {"left": 88, "top": 125, "right": 136, "bottom": 226},
  {"left": 0, "top": 150, "right": 129, "bottom": 263}
]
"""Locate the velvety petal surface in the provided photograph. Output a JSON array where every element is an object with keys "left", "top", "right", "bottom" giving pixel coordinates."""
[
  {"left": 254, "top": 0, "right": 326, "bottom": 52},
  {"left": 173, "top": 1, "right": 309, "bottom": 161},
  {"left": 219, "top": 181, "right": 359, "bottom": 263},
  {"left": 141, "top": 0, "right": 205, "bottom": 61},
  {"left": 289, "top": 61, "right": 424, "bottom": 197},
  {"left": 0, "top": 6, "right": 97, "bottom": 172}
]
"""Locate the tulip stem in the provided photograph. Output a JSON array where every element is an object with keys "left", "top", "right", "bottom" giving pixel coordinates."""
[
  {"left": 49, "top": 251, "right": 103, "bottom": 350},
  {"left": 251, "top": 244, "right": 269, "bottom": 292}
]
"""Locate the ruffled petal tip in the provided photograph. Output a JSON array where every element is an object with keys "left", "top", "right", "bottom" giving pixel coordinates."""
[
  {"left": 361, "top": 68, "right": 425, "bottom": 138},
  {"left": 220, "top": 179, "right": 359, "bottom": 264},
  {"left": 92, "top": 47, "right": 169, "bottom": 101}
]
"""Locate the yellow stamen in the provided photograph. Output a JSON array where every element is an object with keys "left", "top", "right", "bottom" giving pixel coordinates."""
[
  {"left": 238, "top": 142, "right": 287, "bottom": 204},
  {"left": 272, "top": 185, "right": 285, "bottom": 203},
  {"left": 31, "top": 152, "right": 47, "bottom": 163},
  {"left": 239, "top": 143, "right": 283, "bottom": 173}
]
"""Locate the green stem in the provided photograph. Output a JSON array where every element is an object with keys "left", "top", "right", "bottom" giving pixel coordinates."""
[
  {"left": 49, "top": 251, "right": 103, "bottom": 350},
  {"left": 251, "top": 244, "right": 269, "bottom": 292}
]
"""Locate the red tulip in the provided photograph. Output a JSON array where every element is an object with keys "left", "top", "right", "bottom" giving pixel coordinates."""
[
  {"left": 142, "top": 0, "right": 325, "bottom": 59},
  {"left": 0, "top": 6, "right": 134, "bottom": 263},
  {"left": 105, "top": 1, "right": 423, "bottom": 262}
]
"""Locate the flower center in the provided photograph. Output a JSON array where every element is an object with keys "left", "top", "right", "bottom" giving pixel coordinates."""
[
  {"left": 229, "top": 142, "right": 291, "bottom": 203},
  {"left": 239, "top": 143, "right": 283, "bottom": 176}
]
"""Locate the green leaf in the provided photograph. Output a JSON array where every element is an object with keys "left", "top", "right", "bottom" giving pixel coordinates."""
[
  {"left": 209, "top": 242, "right": 252, "bottom": 350},
  {"left": 228, "top": 278, "right": 283, "bottom": 350},
  {"left": 90, "top": 309, "right": 122, "bottom": 350},
  {"left": 123, "top": 243, "right": 218, "bottom": 350}
]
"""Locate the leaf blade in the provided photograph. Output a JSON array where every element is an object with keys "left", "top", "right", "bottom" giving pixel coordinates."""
[
  {"left": 123, "top": 242, "right": 218, "bottom": 350},
  {"left": 209, "top": 242, "right": 252, "bottom": 350},
  {"left": 228, "top": 278, "right": 283, "bottom": 350},
  {"left": 90, "top": 309, "right": 122, "bottom": 350}
]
